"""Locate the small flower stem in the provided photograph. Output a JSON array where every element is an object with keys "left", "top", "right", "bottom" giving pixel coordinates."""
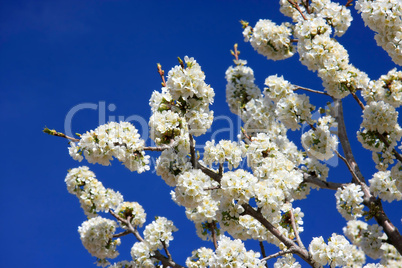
[{"left": 157, "top": 63, "right": 167, "bottom": 87}]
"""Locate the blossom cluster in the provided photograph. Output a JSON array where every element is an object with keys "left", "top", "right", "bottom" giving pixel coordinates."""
[
  {"left": 69, "top": 122, "right": 150, "bottom": 173},
  {"left": 343, "top": 220, "right": 388, "bottom": 260},
  {"left": 186, "top": 235, "right": 266, "bottom": 267},
  {"left": 362, "top": 68, "right": 402, "bottom": 108},
  {"left": 150, "top": 56, "right": 214, "bottom": 138},
  {"left": 335, "top": 184, "right": 364, "bottom": 220},
  {"left": 65, "top": 166, "right": 123, "bottom": 217},
  {"left": 243, "top": 19, "right": 295, "bottom": 61},
  {"left": 78, "top": 216, "right": 120, "bottom": 260},
  {"left": 309, "top": 233, "right": 365, "bottom": 267},
  {"left": 356, "top": 0, "right": 402, "bottom": 65},
  {"left": 279, "top": 0, "right": 352, "bottom": 37},
  {"left": 225, "top": 59, "right": 261, "bottom": 115},
  {"left": 203, "top": 140, "right": 246, "bottom": 170},
  {"left": 369, "top": 170, "right": 402, "bottom": 202}
]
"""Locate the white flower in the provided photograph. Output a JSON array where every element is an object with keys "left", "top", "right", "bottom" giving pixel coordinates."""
[
  {"left": 78, "top": 216, "right": 120, "bottom": 260},
  {"left": 142, "top": 217, "right": 178, "bottom": 252}
]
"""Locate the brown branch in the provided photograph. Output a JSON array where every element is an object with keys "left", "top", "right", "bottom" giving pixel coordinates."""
[{"left": 287, "top": 0, "right": 307, "bottom": 20}]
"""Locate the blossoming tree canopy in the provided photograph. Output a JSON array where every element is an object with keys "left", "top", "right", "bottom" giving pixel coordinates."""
[{"left": 44, "top": 0, "right": 402, "bottom": 267}]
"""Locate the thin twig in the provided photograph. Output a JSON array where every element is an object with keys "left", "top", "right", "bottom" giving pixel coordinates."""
[
  {"left": 345, "top": 0, "right": 354, "bottom": 7},
  {"left": 143, "top": 146, "right": 170, "bottom": 151},
  {"left": 43, "top": 127, "right": 80, "bottom": 142},
  {"left": 293, "top": 85, "right": 330, "bottom": 96},
  {"left": 261, "top": 249, "right": 296, "bottom": 261},
  {"left": 289, "top": 206, "right": 305, "bottom": 249},
  {"left": 113, "top": 230, "right": 132, "bottom": 238},
  {"left": 350, "top": 90, "right": 365, "bottom": 110}
]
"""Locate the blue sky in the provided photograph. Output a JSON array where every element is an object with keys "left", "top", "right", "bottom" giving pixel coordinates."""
[{"left": 1, "top": 0, "right": 401, "bottom": 267}]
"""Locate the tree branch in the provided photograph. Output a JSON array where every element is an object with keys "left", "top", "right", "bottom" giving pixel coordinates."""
[
  {"left": 331, "top": 99, "right": 402, "bottom": 255},
  {"left": 242, "top": 204, "right": 314, "bottom": 266},
  {"left": 331, "top": 98, "right": 366, "bottom": 184},
  {"left": 302, "top": 173, "right": 346, "bottom": 190}
]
